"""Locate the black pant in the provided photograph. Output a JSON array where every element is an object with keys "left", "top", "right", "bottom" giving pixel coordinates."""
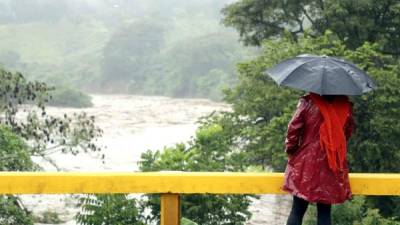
[{"left": 286, "top": 196, "right": 331, "bottom": 225}]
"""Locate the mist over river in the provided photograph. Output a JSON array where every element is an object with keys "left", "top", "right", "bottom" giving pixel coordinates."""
[{"left": 19, "top": 94, "right": 289, "bottom": 225}]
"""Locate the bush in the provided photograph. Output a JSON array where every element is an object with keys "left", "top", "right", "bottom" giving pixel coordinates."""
[
  {"left": 76, "top": 194, "right": 144, "bottom": 225},
  {"left": 0, "top": 126, "right": 35, "bottom": 171},
  {"left": 0, "top": 196, "right": 34, "bottom": 225},
  {"left": 48, "top": 87, "right": 93, "bottom": 108},
  {"left": 304, "top": 197, "right": 400, "bottom": 225},
  {"left": 139, "top": 121, "right": 252, "bottom": 225},
  {"left": 0, "top": 126, "right": 35, "bottom": 225}
]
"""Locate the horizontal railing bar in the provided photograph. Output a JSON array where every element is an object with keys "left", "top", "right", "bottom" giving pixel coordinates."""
[{"left": 0, "top": 172, "right": 399, "bottom": 195}]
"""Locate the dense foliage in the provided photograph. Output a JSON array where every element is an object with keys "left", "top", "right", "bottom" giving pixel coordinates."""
[
  {"left": 222, "top": 31, "right": 400, "bottom": 173},
  {"left": 147, "top": 32, "right": 247, "bottom": 99},
  {"left": 0, "top": 126, "right": 35, "bottom": 171},
  {"left": 76, "top": 194, "right": 144, "bottom": 225},
  {"left": 138, "top": 122, "right": 252, "bottom": 224},
  {"left": 222, "top": 0, "right": 400, "bottom": 57},
  {"left": 305, "top": 197, "right": 400, "bottom": 225},
  {"left": 100, "top": 19, "right": 166, "bottom": 93},
  {"left": 48, "top": 86, "right": 93, "bottom": 108},
  {"left": 99, "top": 20, "right": 253, "bottom": 100},
  {"left": 0, "top": 126, "right": 35, "bottom": 225},
  {"left": 0, "top": 195, "right": 34, "bottom": 225}
]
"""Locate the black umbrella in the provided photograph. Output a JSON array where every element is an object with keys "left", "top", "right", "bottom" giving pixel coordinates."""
[{"left": 265, "top": 54, "right": 377, "bottom": 95}]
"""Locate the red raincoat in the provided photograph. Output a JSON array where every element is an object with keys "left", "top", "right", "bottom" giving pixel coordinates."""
[{"left": 282, "top": 94, "right": 354, "bottom": 204}]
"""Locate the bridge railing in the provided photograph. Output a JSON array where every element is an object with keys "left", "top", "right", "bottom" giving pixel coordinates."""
[{"left": 1, "top": 172, "right": 400, "bottom": 225}]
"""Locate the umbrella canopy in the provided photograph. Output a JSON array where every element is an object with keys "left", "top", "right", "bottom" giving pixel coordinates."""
[{"left": 265, "top": 54, "right": 377, "bottom": 95}]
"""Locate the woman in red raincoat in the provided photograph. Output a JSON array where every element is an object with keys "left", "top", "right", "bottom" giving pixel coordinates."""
[{"left": 284, "top": 93, "right": 354, "bottom": 225}]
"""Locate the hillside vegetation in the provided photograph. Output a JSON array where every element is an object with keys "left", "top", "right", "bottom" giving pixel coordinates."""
[{"left": 0, "top": 0, "right": 254, "bottom": 100}]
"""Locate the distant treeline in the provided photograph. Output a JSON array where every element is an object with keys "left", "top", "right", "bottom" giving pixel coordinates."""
[{"left": 0, "top": 0, "right": 253, "bottom": 100}]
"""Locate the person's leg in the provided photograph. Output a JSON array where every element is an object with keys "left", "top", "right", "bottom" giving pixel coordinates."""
[
  {"left": 286, "top": 196, "right": 309, "bottom": 225},
  {"left": 316, "top": 202, "right": 331, "bottom": 225}
]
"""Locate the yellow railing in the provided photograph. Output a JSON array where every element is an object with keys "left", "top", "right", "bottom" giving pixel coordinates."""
[{"left": 1, "top": 172, "right": 400, "bottom": 225}]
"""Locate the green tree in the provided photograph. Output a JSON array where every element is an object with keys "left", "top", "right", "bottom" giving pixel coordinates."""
[
  {"left": 222, "top": 0, "right": 400, "bottom": 56},
  {"left": 76, "top": 194, "right": 144, "bottom": 225},
  {"left": 0, "top": 195, "right": 34, "bottom": 225},
  {"left": 218, "top": 31, "right": 400, "bottom": 219},
  {"left": 305, "top": 197, "right": 400, "bottom": 225},
  {"left": 223, "top": 31, "right": 400, "bottom": 172},
  {"left": 0, "top": 126, "right": 36, "bottom": 225},
  {"left": 100, "top": 28, "right": 252, "bottom": 100},
  {"left": 0, "top": 126, "right": 35, "bottom": 171},
  {"left": 159, "top": 32, "right": 248, "bottom": 99},
  {"left": 48, "top": 86, "right": 93, "bottom": 108},
  {"left": 100, "top": 19, "right": 166, "bottom": 93},
  {"left": 0, "top": 68, "right": 102, "bottom": 161},
  {"left": 138, "top": 121, "right": 252, "bottom": 225}
]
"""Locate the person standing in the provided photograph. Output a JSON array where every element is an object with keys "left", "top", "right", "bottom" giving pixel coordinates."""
[
  {"left": 264, "top": 54, "right": 376, "bottom": 225},
  {"left": 283, "top": 93, "right": 354, "bottom": 225}
]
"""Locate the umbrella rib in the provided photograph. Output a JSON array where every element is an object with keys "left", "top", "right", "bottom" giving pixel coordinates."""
[
  {"left": 328, "top": 59, "right": 364, "bottom": 93},
  {"left": 320, "top": 57, "right": 326, "bottom": 95},
  {"left": 331, "top": 58, "right": 376, "bottom": 91},
  {"left": 278, "top": 58, "right": 317, "bottom": 85},
  {"left": 330, "top": 57, "right": 362, "bottom": 72}
]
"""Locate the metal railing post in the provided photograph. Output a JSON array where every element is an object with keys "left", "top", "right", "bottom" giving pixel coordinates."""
[{"left": 161, "top": 193, "right": 181, "bottom": 225}]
